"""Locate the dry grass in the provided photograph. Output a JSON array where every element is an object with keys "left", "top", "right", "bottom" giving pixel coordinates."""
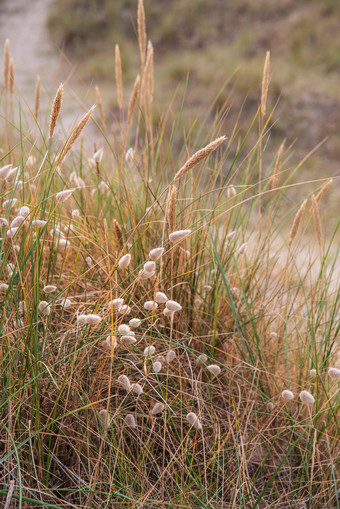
[{"left": 0, "top": 4, "right": 339, "bottom": 508}]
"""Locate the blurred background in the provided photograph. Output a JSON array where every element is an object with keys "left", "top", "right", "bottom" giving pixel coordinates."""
[{"left": 1, "top": 0, "right": 340, "bottom": 182}]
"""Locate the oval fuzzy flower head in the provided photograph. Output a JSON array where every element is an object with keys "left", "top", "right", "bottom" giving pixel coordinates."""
[
  {"left": 155, "top": 291, "right": 168, "bottom": 304},
  {"left": 38, "top": 301, "right": 50, "bottom": 316},
  {"left": 56, "top": 188, "right": 75, "bottom": 203},
  {"left": 118, "top": 304, "right": 131, "bottom": 315},
  {"left": 166, "top": 350, "right": 176, "bottom": 363},
  {"left": 144, "top": 345, "right": 156, "bottom": 356},
  {"left": 44, "top": 285, "right": 57, "bottom": 294},
  {"left": 118, "top": 324, "right": 131, "bottom": 335},
  {"left": 169, "top": 229, "right": 191, "bottom": 243},
  {"left": 207, "top": 364, "right": 221, "bottom": 377},
  {"left": 144, "top": 261, "right": 156, "bottom": 273},
  {"left": 328, "top": 367, "right": 340, "bottom": 380},
  {"left": 85, "top": 314, "right": 101, "bottom": 325},
  {"left": 163, "top": 308, "right": 174, "bottom": 318},
  {"left": 165, "top": 300, "right": 182, "bottom": 312},
  {"left": 186, "top": 412, "right": 202, "bottom": 430},
  {"left": 153, "top": 361, "right": 162, "bottom": 373},
  {"left": 118, "top": 254, "right": 131, "bottom": 270},
  {"left": 299, "top": 390, "right": 315, "bottom": 405},
  {"left": 131, "top": 383, "right": 143, "bottom": 396},
  {"left": 98, "top": 409, "right": 111, "bottom": 429},
  {"left": 281, "top": 390, "right": 294, "bottom": 401},
  {"left": 117, "top": 374, "right": 131, "bottom": 392},
  {"left": 149, "top": 247, "right": 164, "bottom": 261},
  {"left": 129, "top": 318, "right": 141, "bottom": 328},
  {"left": 140, "top": 269, "right": 155, "bottom": 279},
  {"left": 109, "top": 298, "right": 124, "bottom": 310},
  {"left": 120, "top": 335, "right": 137, "bottom": 345},
  {"left": 151, "top": 402, "right": 165, "bottom": 415},
  {"left": 124, "top": 413, "right": 137, "bottom": 428},
  {"left": 144, "top": 301, "right": 158, "bottom": 311},
  {"left": 102, "top": 335, "right": 118, "bottom": 350}
]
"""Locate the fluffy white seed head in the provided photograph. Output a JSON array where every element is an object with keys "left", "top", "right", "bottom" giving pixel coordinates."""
[
  {"left": 163, "top": 308, "right": 174, "bottom": 318},
  {"left": 102, "top": 335, "right": 117, "bottom": 350},
  {"left": 155, "top": 291, "right": 168, "bottom": 304},
  {"left": 118, "top": 324, "right": 131, "bottom": 334},
  {"left": 0, "top": 217, "right": 9, "bottom": 227},
  {"left": 328, "top": 367, "right": 340, "bottom": 379},
  {"left": 110, "top": 298, "right": 124, "bottom": 310},
  {"left": 10, "top": 215, "right": 25, "bottom": 228},
  {"left": 144, "top": 346, "right": 156, "bottom": 356},
  {"left": 299, "top": 390, "right": 315, "bottom": 404},
  {"left": 118, "top": 254, "right": 131, "bottom": 269},
  {"left": 7, "top": 227, "right": 19, "bottom": 238},
  {"left": 149, "top": 247, "right": 164, "bottom": 261},
  {"left": 72, "top": 208, "right": 80, "bottom": 218},
  {"left": 153, "top": 361, "right": 162, "bottom": 373},
  {"left": 207, "top": 364, "right": 221, "bottom": 376},
  {"left": 98, "top": 409, "right": 111, "bottom": 429},
  {"left": 131, "top": 383, "right": 143, "bottom": 395},
  {"left": 3, "top": 198, "right": 17, "bottom": 210},
  {"left": 227, "top": 185, "right": 236, "bottom": 198},
  {"left": 151, "top": 402, "right": 165, "bottom": 415},
  {"left": 0, "top": 164, "right": 12, "bottom": 179},
  {"left": 165, "top": 300, "right": 182, "bottom": 312},
  {"left": 44, "top": 285, "right": 57, "bottom": 293},
  {"left": 166, "top": 350, "right": 176, "bottom": 363},
  {"left": 6, "top": 166, "right": 20, "bottom": 182},
  {"left": 129, "top": 318, "right": 141, "bottom": 328},
  {"left": 226, "top": 230, "right": 237, "bottom": 241},
  {"left": 38, "top": 301, "right": 50, "bottom": 316},
  {"left": 85, "top": 314, "right": 102, "bottom": 325},
  {"left": 125, "top": 147, "right": 135, "bottom": 165},
  {"left": 56, "top": 189, "right": 75, "bottom": 203},
  {"left": 118, "top": 304, "right": 131, "bottom": 315},
  {"left": 169, "top": 229, "right": 191, "bottom": 243},
  {"left": 19, "top": 206, "right": 30, "bottom": 217},
  {"left": 203, "top": 285, "right": 213, "bottom": 291},
  {"left": 270, "top": 332, "right": 278, "bottom": 338},
  {"left": 0, "top": 283, "right": 9, "bottom": 292},
  {"left": 310, "top": 369, "right": 317, "bottom": 378},
  {"left": 139, "top": 269, "right": 155, "bottom": 279},
  {"left": 186, "top": 412, "right": 202, "bottom": 429},
  {"left": 237, "top": 242, "right": 248, "bottom": 255},
  {"left": 76, "top": 314, "right": 87, "bottom": 325},
  {"left": 281, "top": 390, "right": 294, "bottom": 401},
  {"left": 124, "top": 413, "right": 137, "bottom": 428},
  {"left": 144, "top": 261, "right": 156, "bottom": 272},
  {"left": 93, "top": 147, "right": 103, "bottom": 163},
  {"left": 60, "top": 297, "right": 71, "bottom": 309},
  {"left": 144, "top": 301, "right": 158, "bottom": 311},
  {"left": 34, "top": 220, "right": 47, "bottom": 229},
  {"left": 117, "top": 374, "right": 131, "bottom": 392},
  {"left": 120, "top": 335, "right": 137, "bottom": 345},
  {"left": 197, "top": 354, "right": 208, "bottom": 364}
]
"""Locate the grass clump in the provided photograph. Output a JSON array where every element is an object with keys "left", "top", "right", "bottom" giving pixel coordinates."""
[{"left": 0, "top": 3, "right": 339, "bottom": 507}]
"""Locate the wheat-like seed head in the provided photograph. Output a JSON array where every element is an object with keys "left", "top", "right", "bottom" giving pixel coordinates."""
[
  {"left": 58, "top": 105, "right": 95, "bottom": 166},
  {"left": 35, "top": 75, "right": 41, "bottom": 120},
  {"left": 173, "top": 136, "right": 226, "bottom": 182},
  {"left": 271, "top": 141, "right": 284, "bottom": 189},
  {"left": 313, "top": 178, "right": 333, "bottom": 206},
  {"left": 3, "top": 39, "right": 9, "bottom": 92},
  {"left": 112, "top": 219, "right": 123, "bottom": 250},
  {"left": 115, "top": 44, "right": 123, "bottom": 110},
  {"left": 311, "top": 194, "right": 322, "bottom": 251},
  {"left": 9, "top": 58, "right": 14, "bottom": 94},
  {"left": 128, "top": 74, "right": 141, "bottom": 125},
  {"left": 288, "top": 199, "right": 307, "bottom": 247},
  {"left": 49, "top": 83, "right": 64, "bottom": 139},
  {"left": 138, "top": 0, "right": 146, "bottom": 67},
  {"left": 95, "top": 85, "right": 107, "bottom": 129},
  {"left": 261, "top": 50, "right": 270, "bottom": 117}
]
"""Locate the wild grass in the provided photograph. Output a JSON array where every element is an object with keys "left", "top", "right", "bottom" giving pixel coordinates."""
[{"left": 0, "top": 3, "right": 339, "bottom": 508}]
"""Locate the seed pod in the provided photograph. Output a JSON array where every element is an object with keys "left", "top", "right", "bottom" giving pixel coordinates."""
[
  {"left": 165, "top": 300, "right": 182, "bottom": 312},
  {"left": 155, "top": 291, "right": 168, "bottom": 304},
  {"left": 149, "top": 247, "right": 164, "bottom": 260},
  {"left": 109, "top": 298, "right": 124, "bottom": 310},
  {"left": 144, "top": 260, "right": 156, "bottom": 272},
  {"left": 328, "top": 367, "right": 340, "bottom": 379},
  {"left": 118, "top": 254, "right": 131, "bottom": 269},
  {"left": 207, "top": 364, "right": 221, "bottom": 376},
  {"left": 131, "top": 383, "right": 143, "bottom": 395},
  {"left": 38, "top": 301, "right": 50, "bottom": 316},
  {"left": 169, "top": 229, "right": 191, "bottom": 243},
  {"left": 186, "top": 412, "right": 202, "bottom": 429},
  {"left": 44, "top": 285, "right": 57, "bottom": 293},
  {"left": 98, "top": 409, "right": 111, "bottom": 429},
  {"left": 118, "top": 324, "right": 131, "bottom": 334},
  {"left": 118, "top": 304, "right": 131, "bottom": 315},
  {"left": 120, "top": 335, "right": 137, "bottom": 345},
  {"left": 117, "top": 374, "right": 131, "bottom": 392},
  {"left": 60, "top": 297, "right": 71, "bottom": 309},
  {"left": 144, "top": 301, "right": 158, "bottom": 311},
  {"left": 129, "top": 318, "right": 141, "bottom": 328},
  {"left": 85, "top": 314, "right": 101, "bottom": 325},
  {"left": 10, "top": 215, "right": 25, "bottom": 228},
  {"left": 144, "top": 345, "right": 156, "bottom": 356},
  {"left": 19, "top": 205, "right": 29, "bottom": 217},
  {"left": 56, "top": 189, "right": 75, "bottom": 203},
  {"left": 124, "top": 414, "right": 137, "bottom": 428},
  {"left": 281, "top": 390, "right": 294, "bottom": 401},
  {"left": 165, "top": 350, "right": 176, "bottom": 363},
  {"left": 76, "top": 314, "right": 87, "bottom": 325},
  {"left": 151, "top": 402, "right": 165, "bottom": 415},
  {"left": 153, "top": 361, "right": 162, "bottom": 373},
  {"left": 139, "top": 269, "right": 155, "bottom": 279},
  {"left": 299, "top": 390, "right": 315, "bottom": 405}
]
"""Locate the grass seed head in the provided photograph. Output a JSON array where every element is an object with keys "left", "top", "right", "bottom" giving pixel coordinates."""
[
  {"left": 118, "top": 324, "right": 131, "bottom": 334},
  {"left": 118, "top": 253, "right": 131, "bottom": 270},
  {"left": 85, "top": 314, "right": 101, "bottom": 325},
  {"left": 60, "top": 298, "right": 71, "bottom": 309},
  {"left": 44, "top": 285, "right": 57, "bottom": 293},
  {"left": 38, "top": 301, "right": 51, "bottom": 316},
  {"left": 166, "top": 300, "right": 182, "bottom": 312},
  {"left": 169, "top": 229, "right": 191, "bottom": 243},
  {"left": 153, "top": 361, "right": 162, "bottom": 373},
  {"left": 281, "top": 390, "right": 294, "bottom": 401},
  {"left": 144, "top": 300, "right": 158, "bottom": 311},
  {"left": 149, "top": 247, "right": 164, "bottom": 260},
  {"left": 129, "top": 318, "right": 141, "bottom": 328},
  {"left": 155, "top": 291, "right": 168, "bottom": 304},
  {"left": 144, "top": 260, "right": 156, "bottom": 272},
  {"left": 207, "top": 364, "right": 221, "bottom": 376},
  {"left": 132, "top": 383, "right": 143, "bottom": 395},
  {"left": 328, "top": 367, "right": 340, "bottom": 379},
  {"left": 110, "top": 298, "right": 124, "bottom": 310},
  {"left": 144, "top": 345, "right": 156, "bottom": 356},
  {"left": 98, "top": 409, "right": 111, "bottom": 429},
  {"left": 166, "top": 350, "right": 176, "bottom": 363},
  {"left": 151, "top": 402, "right": 165, "bottom": 415},
  {"left": 120, "top": 335, "right": 137, "bottom": 345},
  {"left": 299, "top": 390, "right": 315, "bottom": 405},
  {"left": 186, "top": 412, "right": 202, "bottom": 429},
  {"left": 49, "top": 83, "right": 64, "bottom": 139},
  {"left": 124, "top": 413, "right": 137, "bottom": 428},
  {"left": 117, "top": 374, "right": 131, "bottom": 392},
  {"left": 56, "top": 189, "right": 75, "bottom": 203}
]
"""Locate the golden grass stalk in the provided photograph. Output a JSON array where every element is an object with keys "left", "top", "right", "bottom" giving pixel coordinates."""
[
  {"left": 261, "top": 51, "right": 270, "bottom": 117},
  {"left": 95, "top": 85, "right": 107, "bottom": 129},
  {"left": 173, "top": 136, "right": 226, "bottom": 182},
  {"left": 9, "top": 58, "right": 14, "bottom": 95},
  {"left": 115, "top": 44, "right": 123, "bottom": 110},
  {"left": 167, "top": 185, "right": 177, "bottom": 232},
  {"left": 271, "top": 141, "right": 284, "bottom": 189},
  {"left": 58, "top": 105, "right": 95, "bottom": 166},
  {"left": 49, "top": 83, "right": 64, "bottom": 139},
  {"left": 138, "top": 0, "right": 146, "bottom": 67},
  {"left": 146, "top": 41, "right": 154, "bottom": 103},
  {"left": 311, "top": 194, "right": 322, "bottom": 251},
  {"left": 288, "top": 198, "right": 307, "bottom": 247},
  {"left": 128, "top": 74, "right": 140, "bottom": 125},
  {"left": 3, "top": 39, "right": 9, "bottom": 92},
  {"left": 35, "top": 75, "right": 41, "bottom": 120},
  {"left": 315, "top": 178, "right": 333, "bottom": 204},
  {"left": 113, "top": 218, "right": 123, "bottom": 251}
]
